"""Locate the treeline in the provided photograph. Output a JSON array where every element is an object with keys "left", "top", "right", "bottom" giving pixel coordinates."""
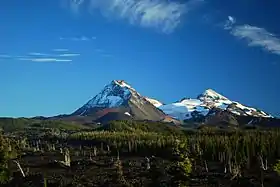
[
  {"left": 95, "top": 120, "right": 184, "bottom": 135},
  {"left": 0, "top": 117, "right": 90, "bottom": 132},
  {"left": 0, "top": 118, "right": 31, "bottom": 132}
]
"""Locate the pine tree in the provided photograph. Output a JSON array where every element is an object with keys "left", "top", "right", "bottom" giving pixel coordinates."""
[{"left": 168, "top": 139, "right": 192, "bottom": 187}]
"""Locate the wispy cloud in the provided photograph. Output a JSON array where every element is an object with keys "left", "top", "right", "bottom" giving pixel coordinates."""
[
  {"left": 18, "top": 58, "right": 72, "bottom": 62},
  {"left": 58, "top": 53, "right": 80, "bottom": 57},
  {"left": 0, "top": 54, "right": 11, "bottom": 58},
  {"left": 59, "top": 36, "right": 96, "bottom": 41},
  {"left": 28, "top": 52, "right": 49, "bottom": 56},
  {"left": 224, "top": 16, "right": 235, "bottom": 30},
  {"left": 1, "top": 48, "right": 78, "bottom": 63},
  {"left": 53, "top": 49, "right": 69, "bottom": 52},
  {"left": 231, "top": 25, "right": 280, "bottom": 55},
  {"left": 12, "top": 48, "right": 81, "bottom": 62},
  {"left": 66, "top": 0, "right": 203, "bottom": 34},
  {"left": 224, "top": 16, "right": 280, "bottom": 56}
]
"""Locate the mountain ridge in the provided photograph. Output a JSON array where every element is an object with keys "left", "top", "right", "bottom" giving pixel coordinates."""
[
  {"left": 49, "top": 79, "right": 276, "bottom": 126},
  {"left": 68, "top": 80, "right": 275, "bottom": 125},
  {"left": 156, "top": 87, "right": 272, "bottom": 121}
]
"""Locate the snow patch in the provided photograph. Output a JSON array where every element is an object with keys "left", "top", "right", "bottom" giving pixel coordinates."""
[
  {"left": 159, "top": 104, "right": 190, "bottom": 120},
  {"left": 181, "top": 99, "right": 202, "bottom": 106},
  {"left": 159, "top": 98, "right": 209, "bottom": 120},
  {"left": 195, "top": 106, "right": 209, "bottom": 116},
  {"left": 231, "top": 110, "right": 241, "bottom": 115},
  {"left": 215, "top": 102, "right": 229, "bottom": 110},
  {"left": 145, "top": 97, "right": 163, "bottom": 107}
]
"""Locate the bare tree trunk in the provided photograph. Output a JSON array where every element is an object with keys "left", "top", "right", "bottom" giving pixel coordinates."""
[
  {"left": 204, "top": 160, "right": 209, "bottom": 172},
  {"left": 13, "top": 160, "right": 25, "bottom": 177}
]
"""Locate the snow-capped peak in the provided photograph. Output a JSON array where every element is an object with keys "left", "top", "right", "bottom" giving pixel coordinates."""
[
  {"left": 158, "top": 88, "right": 272, "bottom": 121},
  {"left": 199, "top": 89, "right": 229, "bottom": 101},
  {"left": 74, "top": 81, "right": 133, "bottom": 116},
  {"left": 114, "top": 80, "right": 134, "bottom": 90},
  {"left": 72, "top": 80, "right": 165, "bottom": 119}
]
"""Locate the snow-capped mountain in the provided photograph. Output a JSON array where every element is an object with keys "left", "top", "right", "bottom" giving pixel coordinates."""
[
  {"left": 68, "top": 80, "right": 274, "bottom": 125},
  {"left": 155, "top": 89, "right": 272, "bottom": 121},
  {"left": 72, "top": 80, "right": 165, "bottom": 121}
]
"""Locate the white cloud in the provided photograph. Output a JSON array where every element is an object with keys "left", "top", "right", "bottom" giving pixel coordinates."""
[
  {"left": 17, "top": 58, "right": 32, "bottom": 61},
  {"left": 59, "top": 36, "right": 95, "bottom": 41},
  {"left": 228, "top": 16, "right": 235, "bottom": 24},
  {"left": 80, "top": 36, "right": 89, "bottom": 41},
  {"left": 32, "top": 58, "right": 72, "bottom": 62},
  {"left": 231, "top": 25, "right": 280, "bottom": 55},
  {"left": 224, "top": 16, "right": 280, "bottom": 56},
  {"left": 18, "top": 58, "right": 72, "bottom": 62},
  {"left": 29, "top": 52, "right": 49, "bottom": 56},
  {"left": 12, "top": 49, "right": 81, "bottom": 62},
  {"left": 66, "top": 0, "right": 203, "bottom": 34},
  {"left": 224, "top": 16, "right": 236, "bottom": 30},
  {"left": 90, "top": 0, "right": 202, "bottom": 34},
  {"left": 59, "top": 53, "right": 80, "bottom": 57},
  {"left": 53, "top": 49, "right": 69, "bottom": 52}
]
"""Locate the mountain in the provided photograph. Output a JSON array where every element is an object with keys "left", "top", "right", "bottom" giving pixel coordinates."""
[
  {"left": 56, "top": 80, "right": 275, "bottom": 126},
  {"left": 71, "top": 80, "right": 165, "bottom": 122},
  {"left": 154, "top": 89, "right": 272, "bottom": 122}
]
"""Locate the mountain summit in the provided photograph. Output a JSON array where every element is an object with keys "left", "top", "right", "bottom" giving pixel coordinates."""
[
  {"left": 198, "top": 89, "right": 230, "bottom": 102},
  {"left": 72, "top": 80, "right": 165, "bottom": 121},
  {"left": 157, "top": 88, "right": 272, "bottom": 121}
]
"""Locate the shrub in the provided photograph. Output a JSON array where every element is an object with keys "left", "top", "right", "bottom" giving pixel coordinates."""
[{"left": 273, "top": 160, "right": 280, "bottom": 176}]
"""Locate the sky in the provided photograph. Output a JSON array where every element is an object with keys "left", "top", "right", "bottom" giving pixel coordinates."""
[{"left": 0, "top": 0, "right": 279, "bottom": 117}]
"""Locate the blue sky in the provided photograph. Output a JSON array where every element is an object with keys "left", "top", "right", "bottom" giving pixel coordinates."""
[{"left": 0, "top": 0, "right": 279, "bottom": 117}]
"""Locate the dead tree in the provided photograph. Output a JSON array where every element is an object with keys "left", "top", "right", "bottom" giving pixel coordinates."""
[{"left": 13, "top": 160, "right": 26, "bottom": 177}]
